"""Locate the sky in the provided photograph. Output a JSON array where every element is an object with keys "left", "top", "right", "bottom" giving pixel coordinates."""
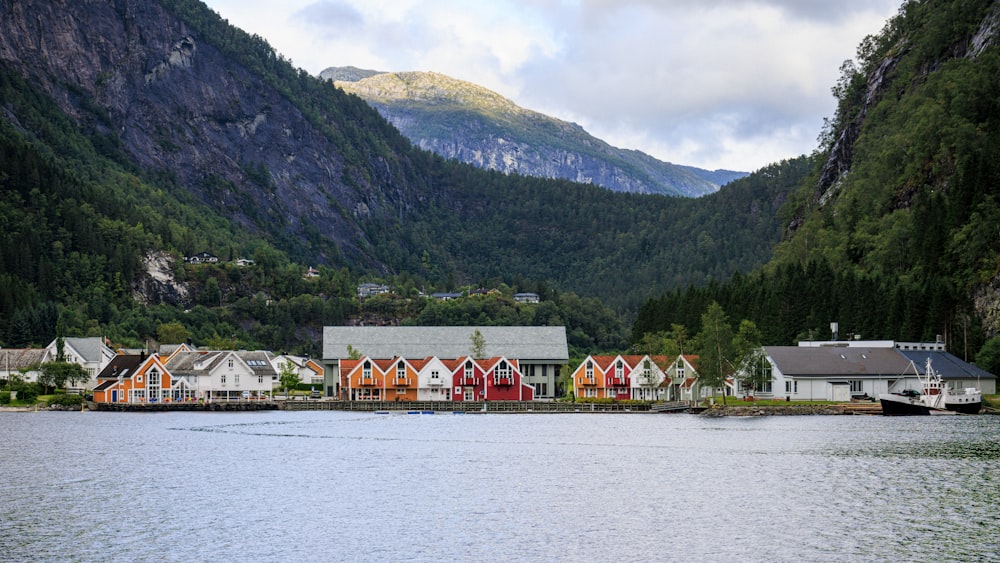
[{"left": 201, "top": 0, "right": 902, "bottom": 172}]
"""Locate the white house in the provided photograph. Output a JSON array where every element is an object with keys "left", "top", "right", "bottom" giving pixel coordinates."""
[
  {"left": 42, "top": 337, "right": 116, "bottom": 391},
  {"left": 357, "top": 283, "right": 391, "bottom": 298},
  {"left": 0, "top": 348, "right": 45, "bottom": 383},
  {"left": 630, "top": 355, "right": 669, "bottom": 401},
  {"left": 415, "top": 356, "right": 453, "bottom": 401},
  {"left": 271, "top": 354, "right": 323, "bottom": 385},
  {"left": 165, "top": 351, "right": 274, "bottom": 400},
  {"left": 760, "top": 341, "right": 996, "bottom": 401}
]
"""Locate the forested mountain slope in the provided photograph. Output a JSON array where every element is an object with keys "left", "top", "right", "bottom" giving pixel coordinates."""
[
  {"left": 0, "top": 0, "right": 799, "bottom": 350},
  {"left": 635, "top": 0, "right": 1000, "bottom": 362},
  {"left": 324, "top": 68, "right": 745, "bottom": 197}
]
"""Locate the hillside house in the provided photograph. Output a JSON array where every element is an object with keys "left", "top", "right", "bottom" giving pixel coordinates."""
[
  {"left": 357, "top": 283, "right": 391, "bottom": 298},
  {"left": 185, "top": 251, "right": 219, "bottom": 264}
]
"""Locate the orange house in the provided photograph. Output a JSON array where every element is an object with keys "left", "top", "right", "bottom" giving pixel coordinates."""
[
  {"left": 572, "top": 355, "right": 615, "bottom": 399},
  {"left": 93, "top": 353, "right": 178, "bottom": 403},
  {"left": 341, "top": 356, "right": 419, "bottom": 401}
]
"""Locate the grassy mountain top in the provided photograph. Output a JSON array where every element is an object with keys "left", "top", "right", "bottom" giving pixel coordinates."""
[{"left": 326, "top": 67, "right": 744, "bottom": 196}]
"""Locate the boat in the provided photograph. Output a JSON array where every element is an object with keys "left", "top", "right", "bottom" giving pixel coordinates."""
[{"left": 879, "top": 358, "right": 982, "bottom": 415}]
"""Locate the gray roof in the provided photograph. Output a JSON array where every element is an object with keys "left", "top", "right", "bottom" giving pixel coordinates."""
[
  {"left": 764, "top": 346, "right": 911, "bottom": 378},
  {"left": 164, "top": 351, "right": 227, "bottom": 376},
  {"left": 0, "top": 349, "right": 46, "bottom": 370},
  {"left": 165, "top": 350, "right": 278, "bottom": 377},
  {"left": 234, "top": 350, "right": 277, "bottom": 376},
  {"left": 323, "top": 326, "right": 568, "bottom": 362},
  {"left": 61, "top": 337, "right": 113, "bottom": 363},
  {"left": 898, "top": 350, "right": 997, "bottom": 380}
]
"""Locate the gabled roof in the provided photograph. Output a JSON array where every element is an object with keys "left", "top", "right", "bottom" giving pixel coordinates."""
[
  {"left": 477, "top": 356, "right": 519, "bottom": 373},
  {"left": 96, "top": 354, "right": 146, "bottom": 380},
  {"left": 765, "top": 346, "right": 910, "bottom": 378},
  {"left": 165, "top": 351, "right": 228, "bottom": 375},
  {"left": 93, "top": 379, "right": 117, "bottom": 391},
  {"left": 323, "top": 326, "right": 568, "bottom": 362},
  {"left": 235, "top": 350, "right": 277, "bottom": 376},
  {"left": 898, "top": 350, "right": 997, "bottom": 380},
  {"left": 48, "top": 337, "right": 114, "bottom": 363},
  {"left": 0, "top": 349, "right": 46, "bottom": 370}
]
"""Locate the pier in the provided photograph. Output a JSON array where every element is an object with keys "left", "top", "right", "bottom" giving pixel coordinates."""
[
  {"left": 279, "top": 400, "right": 653, "bottom": 413},
  {"left": 92, "top": 401, "right": 278, "bottom": 412}
]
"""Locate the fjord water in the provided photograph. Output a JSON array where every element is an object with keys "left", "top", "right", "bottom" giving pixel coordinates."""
[{"left": 2, "top": 412, "right": 998, "bottom": 562}]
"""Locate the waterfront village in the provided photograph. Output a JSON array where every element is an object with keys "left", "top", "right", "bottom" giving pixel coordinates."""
[{"left": 1, "top": 324, "right": 995, "bottom": 410}]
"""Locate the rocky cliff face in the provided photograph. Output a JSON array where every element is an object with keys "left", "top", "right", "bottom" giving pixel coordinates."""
[
  {"left": 326, "top": 69, "right": 744, "bottom": 197},
  {"left": 0, "top": 0, "right": 408, "bottom": 267}
]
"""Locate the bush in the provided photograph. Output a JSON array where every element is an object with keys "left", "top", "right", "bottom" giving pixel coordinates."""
[
  {"left": 47, "top": 394, "right": 85, "bottom": 407},
  {"left": 12, "top": 382, "right": 40, "bottom": 404},
  {"left": 0, "top": 391, "right": 10, "bottom": 405}
]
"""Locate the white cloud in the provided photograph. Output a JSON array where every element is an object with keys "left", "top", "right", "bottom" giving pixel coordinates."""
[{"left": 202, "top": 0, "right": 901, "bottom": 171}]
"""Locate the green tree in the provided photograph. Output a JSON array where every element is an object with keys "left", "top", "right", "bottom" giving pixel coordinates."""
[
  {"left": 696, "top": 302, "right": 735, "bottom": 405},
  {"left": 974, "top": 336, "right": 1000, "bottom": 377},
  {"left": 279, "top": 361, "right": 301, "bottom": 399},
  {"left": 470, "top": 328, "right": 486, "bottom": 359},
  {"left": 157, "top": 321, "right": 191, "bottom": 344},
  {"left": 37, "top": 361, "right": 88, "bottom": 394},
  {"left": 346, "top": 344, "right": 362, "bottom": 360}
]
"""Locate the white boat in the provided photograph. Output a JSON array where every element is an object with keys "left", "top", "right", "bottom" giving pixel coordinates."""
[{"left": 879, "top": 358, "right": 982, "bottom": 415}]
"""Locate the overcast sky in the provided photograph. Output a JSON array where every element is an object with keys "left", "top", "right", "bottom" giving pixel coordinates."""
[{"left": 201, "top": 0, "right": 902, "bottom": 172}]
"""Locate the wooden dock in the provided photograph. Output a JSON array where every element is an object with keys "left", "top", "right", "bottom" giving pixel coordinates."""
[
  {"left": 92, "top": 401, "right": 278, "bottom": 412},
  {"left": 279, "top": 400, "right": 652, "bottom": 413},
  {"left": 650, "top": 401, "right": 704, "bottom": 413}
]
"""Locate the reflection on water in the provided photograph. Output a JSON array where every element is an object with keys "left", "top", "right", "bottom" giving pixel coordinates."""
[{"left": 1, "top": 411, "right": 998, "bottom": 562}]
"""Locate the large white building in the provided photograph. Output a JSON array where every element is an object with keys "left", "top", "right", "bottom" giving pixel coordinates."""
[{"left": 758, "top": 341, "right": 996, "bottom": 401}]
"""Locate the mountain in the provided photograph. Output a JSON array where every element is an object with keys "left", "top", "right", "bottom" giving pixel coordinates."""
[
  {"left": 322, "top": 68, "right": 745, "bottom": 197},
  {"left": 634, "top": 0, "right": 1000, "bottom": 357},
  {"left": 0, "top": 0, "right": 798, "bottom": 351}
]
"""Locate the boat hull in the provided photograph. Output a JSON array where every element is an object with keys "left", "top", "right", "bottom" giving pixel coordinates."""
[
  {"left": 944, "top": 400, "right": 982, "bottom": 414},
  {"left": 879, "top": 395, "right": 933, "bottom": 416}
]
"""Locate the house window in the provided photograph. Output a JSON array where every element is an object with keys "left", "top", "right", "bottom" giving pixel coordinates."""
[
  {"left": 397, "top": 364, "right": 405, "bottom": 379},
  {"left": 234, "top": 373, "right": 240, "bottom": 385},
  {"left": 147, "top": 369, "right": 160, "bottom": 388},
  {"left": 585, "top": 388, "right": 597, "bottom": 398},
  {"left": 785, "top": 380, "right": 798, "bottom": 393},
  {"left": 615, "top": 361, "right": 624, "bottom": 378},
  {"left": 465, "top": 361, "right": 474, "bottom": 379},
  {"left": 494, "top": 361, "right": 512, "bottom": 384},
  {"left": 396, "top": 388, "right": 405, "bottom": 395},
  {"left": 431, "top": 370, "right": 440, "bottom": 380},
  {"left": 228, "top": 358, "right": 234, "bottom": 368},
  {"left": 850, "top": 380, "right": 863, "bottom": 393},
  {"left": 676, "top": 360, "right": 685, "bottom": 379},
  {"left": 258, "top": 375, "right": 264, "bottom": 384},
  {"left": 363, "top": 362, "right": 372, "bottom": 379},
  {"left": 221, "top": 374, "right": 227, "bottom": 385},
  {"left": 585, "top": 360, "right": 594, "bottom": 380}
]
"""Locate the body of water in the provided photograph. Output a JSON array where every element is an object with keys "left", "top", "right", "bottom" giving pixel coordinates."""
[{"left": 1, "top": 411, "right": 998, "bottom": 562}]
